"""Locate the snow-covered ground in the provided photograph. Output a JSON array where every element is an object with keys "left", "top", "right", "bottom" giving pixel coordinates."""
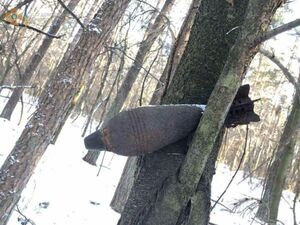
[{"left": 0, "top": 93, "right": 298, "bottom": 225}]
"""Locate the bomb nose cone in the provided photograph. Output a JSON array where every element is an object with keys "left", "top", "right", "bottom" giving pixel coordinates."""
[{"left": 84, "top": 130, "right": 105, "bottom": 150}]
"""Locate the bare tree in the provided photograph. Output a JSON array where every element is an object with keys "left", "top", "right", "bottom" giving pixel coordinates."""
[
  {"left": 0, "top": 1, "right": 131, "bottom": 224},
  {"left": 104, "top": 0, "right": 175, "bottom": 121},
  {"left": 0, "top": 0, "right": 81, "bottom": 120},
  {"left": 256, "top": 52, "right": 300, "bottom": 224}
]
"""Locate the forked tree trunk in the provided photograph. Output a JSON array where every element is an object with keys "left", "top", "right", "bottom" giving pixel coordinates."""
[
  {"left": 136, "top": 0, "right": 282, "bottom": 223},
  {"left": 256, "top": 88, "right": 300, "bottom": 224},
  {"left": 0, "top": 1, "right": 131, "bottom": 224},
  {"left": 114, "top": 0, "right": 282, "bottom": 224},
  {"left": 0, "top": 0, "right": 81, "bottom": 120},
  {"left": 114, "top": 0, "right": 252, "bottom": 223}
]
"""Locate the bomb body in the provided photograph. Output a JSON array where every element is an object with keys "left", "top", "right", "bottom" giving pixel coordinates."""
[
  {"left": 84, "top": 84, "right": 260, "bottom": 156},
  {"left": 84, "top": 105, "right": 203, "bottom": 156}
]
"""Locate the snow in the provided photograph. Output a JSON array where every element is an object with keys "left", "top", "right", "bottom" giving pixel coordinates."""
[{"left": 0, "top": 93, "right": 299, "bottom": 225}]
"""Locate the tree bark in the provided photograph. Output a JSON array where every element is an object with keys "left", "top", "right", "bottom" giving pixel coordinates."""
[
  {"left": 114, "top": 0, "right": 259, "bottom": 224},
  {"left": 139, "top": 0, "right": 282, "bottom": 223},
  {"left": 0, "top": 0, "right": 81, "bottom": 120},
  {"left": 111, "top": 0, "right": 201, "bottom": 213},
  {"left": 256, "top": 82, "right": 300, "bottom": 224},
  {"left": 83, "top": 0, "right": 176, "bottom": 165},
  {"left": 104, "top": 0, "right": 176, "bottom": 121},
  {"left": 0, "top": 1, "right": 131, "bottom": 224},
  {"left": 150, "top": 0, "right": 201, "bottom": 105}
]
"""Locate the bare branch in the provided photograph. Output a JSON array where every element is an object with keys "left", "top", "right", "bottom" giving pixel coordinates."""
[
  {"left": 1, "top": 19, "right": 64, "bottom": 39},
  {"left": 15, "top": 205, "right": 36, "bottom": 225},
  {"left": 211, "top": 125, "right": 249, "bottom": 212},
  {"left": 57, "top": 0, "right": 85, "bottom": 28},
  {"left": 292, "top": 187, "right": 299, "bottom": 225},
  {"left": 260, "top": 48, "right": 300, "bottom": 104},
  {"left": 107, "top": 46, "right": 163, "bottom": 84},
  {"left": 15, "top": 0, "right": 35, "bottom": 9},
  {"left": 0, "top": 85, "right": 33, "bottom": 89},
  {"left": 254, "top": 18, "right": 300, "bottom": 46}
]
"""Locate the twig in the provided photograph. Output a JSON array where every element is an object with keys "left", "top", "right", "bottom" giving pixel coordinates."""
[
  {"left": 57, "top": 0, "right": 85, "bottom": 28},
  {"left": 15, "top": 0, "right": 35, "bottom": 9},
  {"left": 237, "top": 156, "right": 271, "bottom": 185},
  {"left": 211, "top": 125, "right": 249, "bottom": 211},
  {"left": 1, "top": 19, "right": 64, "bottom": 39},
  {"left": 15, "top": 205, "right": 36, "bottom": 225},
  {"left": 108, "top": 46, "right": 163, "bottom": 84},
  {"left": 18, "top": 95, "right": 24, "bottom": 125},
  {"left": 211, "top": 199, "right": 232, "bottom": 211},
  {"left": 254, "top": 18, "right": 300, "bottom": 46},
  {"left": 137, "top": 0, "right": 171, "bottom": 24},
  {"left": 0, "top": 85, "right": 33, "bottom": 89},
  {"left": 139, "top": 37, "right": 164, "bottom": 106},
  {"left": 260, "top": 48, "right": 300, "bottom": 104},
  {"left": 97, "top": 150, "right": 107, "bottom": 176},
  {"left": 231, "top": 196, "right": 261, "bottom": 217},
  {"left": 292, "top": 188, "right": 299, "bottom": 225}
]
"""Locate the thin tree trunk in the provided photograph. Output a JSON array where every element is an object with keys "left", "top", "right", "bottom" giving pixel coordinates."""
[
  {"left": 0, "top": 0, "right": 81, "bottom": 120},
  {"left": 104, "top": 0, "right": 175, "bottom": 121},
  {"left": 150, "top": 0, "right": 200, "bottom": 105},
  {"left": 0, "top": 1, "right": 131, "bottom": 224},
  {"left": 256, "top": 83, "right": 300, "bottom": 224},
  {"left": 83, "top": 48, "right": 127, "bottom": 165},
  {"left": 45, "top": 0, "right": 104, "bottom": 144}
]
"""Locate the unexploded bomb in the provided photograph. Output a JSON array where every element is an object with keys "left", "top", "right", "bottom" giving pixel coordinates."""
[{"left": 84, "top": 84, "right": 260, "bottom": 156}]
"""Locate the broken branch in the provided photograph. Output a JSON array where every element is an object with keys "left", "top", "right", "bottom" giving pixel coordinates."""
[
  {"left": 57, "top": 0, "right": 85, "bottom": 28},
  {"left": 260, "top": 48, "right": 300, "bottom": 104}
]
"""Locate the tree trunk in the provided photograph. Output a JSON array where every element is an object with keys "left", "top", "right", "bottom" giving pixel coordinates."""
[
  {"left": 82, "top": 0, "right": 175, "bottom": 163},
  {"left": 256, "top": 89, "right": 300, "bottom": 224},
  {"left": 150, "top": 0, "right": 201, "bottom": 105},
  {"left": 0, "top": 1, "right": 131, "bottom": 224},
  {"left": 0, "top": 0, "right": 81, "bottom": 120},
  {"left": 114, "top": 0, "right": 259, "bottom": 224},
  {"left": 104, "top": 0, "right": 176, "bottom": 121},
  {"left": 136, "top": 0, "right": 281, "bottom": 223}
]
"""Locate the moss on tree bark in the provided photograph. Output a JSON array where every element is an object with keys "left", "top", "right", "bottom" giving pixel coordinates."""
[{"left": 116, "top": 0, "right": 250, "bottom": 224}]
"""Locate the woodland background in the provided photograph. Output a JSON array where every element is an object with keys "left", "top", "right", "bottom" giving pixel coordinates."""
[{"left": 0, "top": 0, "right": 299, "bottom": 224}]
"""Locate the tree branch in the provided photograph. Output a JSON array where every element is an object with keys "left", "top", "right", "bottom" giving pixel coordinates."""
[
  {"left": 0, "top": 85, "right": 33, "bottom": 89},
  {"left": 1, "top": 19, "right": 64, "bottom": 39},
  {"left": 15, "top": 0, "right": 35, "bottom": 9},
  {"left": 211, "top": 125, "right": 249, "bottom": 211},
  {"left": 57, "top": 0, "right": 85, "bottom": 28},
  {"left": 254, "top": 18, "right": 300, "bottom": 46},
  {"left": 260, "top": 48, "right": 300, "bottom": 104},
  {"left": 107, "top": 46, "right": 163, "bottom": 84}
]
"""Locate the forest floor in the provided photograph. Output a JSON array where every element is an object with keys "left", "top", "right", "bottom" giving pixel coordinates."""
[{"left": 0, "top": 93, "right": 298, "bottom": 225}]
